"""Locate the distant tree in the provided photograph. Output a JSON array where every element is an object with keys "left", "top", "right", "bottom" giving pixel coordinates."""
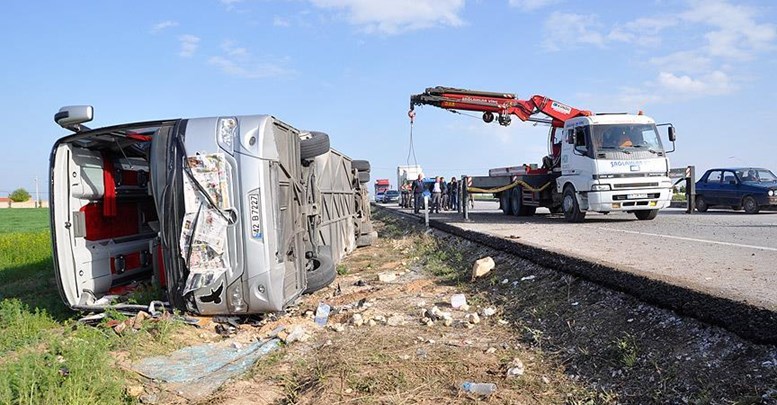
[{"left": 9, "top": 188, "right": 31, "bottom": 202}]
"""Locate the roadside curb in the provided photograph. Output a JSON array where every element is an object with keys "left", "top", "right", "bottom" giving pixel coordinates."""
[{"left": 375, "top": 204, "right": 777, "bottom": 344}]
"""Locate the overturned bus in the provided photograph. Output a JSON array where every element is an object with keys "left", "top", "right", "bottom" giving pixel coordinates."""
[{"left": 49, "top": 106, "right": 374, "bottom": 316}]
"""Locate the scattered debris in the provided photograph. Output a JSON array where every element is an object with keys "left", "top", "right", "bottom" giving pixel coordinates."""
[
  {"left": 481, "top": 307, "right": 497, "bottom": 317},
  {"left": 520, "top": 275, "right": 536, "bottom": 281},
  {"left": 354, "top": 279, "right": 368, "bottom": 287},
  {"left": 351, "top": 313, "right": 364, "bottom": 327},
  {"left": 387, "top": 314, "right": 405, "bottom": 327},
  {"left": 315, "top": 302, "right": 331, "bottom": 326},
  {"left": 485, "top": 347, "right": 497, "bottom": 354},
  {"left": 466, "top": 313, "right": 481, "bottom": 325},
  {"left": 330, "top": 323, "right": 346, "bottom": 333},
  {"left": 378, "top": 272, "right": 398, "bottom": 282},
  {"left": 506, "top": 358, "right": 525, "bottom": 378},
  {"left": 461, "top": 381, "right": 497, "bottom": 396},
  {"left": 451, "top": 293, "right": 468, "bottom": 309},
  {"left": 471, "top": 256, "right": 495, "bottom": 280}
]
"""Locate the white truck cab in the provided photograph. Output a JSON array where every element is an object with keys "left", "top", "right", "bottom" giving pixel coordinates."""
[{"left": 558, "top": 114, "right": 674, "bottom": 220}]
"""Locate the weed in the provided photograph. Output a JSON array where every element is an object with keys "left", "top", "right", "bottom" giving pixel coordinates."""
[
  {"left": 613, "top": 333, "right": 639, "bottom": 368},
  {"left": 336, "top": 264, "right": 348, "bottom": 275}
]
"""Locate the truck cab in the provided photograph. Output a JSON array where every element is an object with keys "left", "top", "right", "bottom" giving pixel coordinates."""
[{"left": 558, "top": 114, "right": 675, "bottom": 220}]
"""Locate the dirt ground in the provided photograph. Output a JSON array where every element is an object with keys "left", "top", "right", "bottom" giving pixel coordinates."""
[{"left": 134, "top": 209, "right": 777, "bottom": 404}]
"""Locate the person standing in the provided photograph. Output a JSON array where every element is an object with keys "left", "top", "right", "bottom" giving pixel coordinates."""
[
  {"left": 431, "top": 176, "right": 444, "bottom": 213},
  {"left": 411, "top": 174, "right": 425, "bottom": 214},
  {"left": 448, "top": 177, "right": 458, "bottom": 211}
]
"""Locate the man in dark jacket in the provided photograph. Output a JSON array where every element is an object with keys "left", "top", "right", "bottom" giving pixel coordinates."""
[{"left": 411, "top": 174, "right": 425, "bottom": 214}]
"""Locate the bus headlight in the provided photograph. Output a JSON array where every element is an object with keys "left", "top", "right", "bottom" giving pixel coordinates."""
[
  {"left": 217, "top": 117, "right": 238, "bottom": 155},
  {"left": 591, "top": 184, "right": 611, "bottom": 191}
]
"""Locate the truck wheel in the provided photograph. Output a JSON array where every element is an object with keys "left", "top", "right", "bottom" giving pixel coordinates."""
[
  {"left": 304, "top": 247, "right": 336, "bottom": 294},
  {"left": 743, "top": 196, "right": 760, "bottom": 214},
  {"left": 352, "top": 160, "right": 370, "bottom": 172},
  {"left": 510, "top": 187, "right": 523, "bottom": 216},
  {"left": 695, "top": 195, "right": 708, "bottom": 212},
  {"left": 358, "top": 171, "right": 370, "bottom": 183},
  {"left": 562, "top": 186, "right": 586, "bottom": 223},
  {"left": 634, "top": 209, "right": 658, "bottom": 220},
  {"left": 300, "top": 131, "right": 330, "bottom": 160},
  {"left": 500, "top": 191, "right": 513, "bottom": 215}
]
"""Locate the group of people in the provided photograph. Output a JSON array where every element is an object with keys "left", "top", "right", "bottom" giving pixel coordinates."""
[{"left": 401, "top": 174, "right": 470, "bottom": 214}]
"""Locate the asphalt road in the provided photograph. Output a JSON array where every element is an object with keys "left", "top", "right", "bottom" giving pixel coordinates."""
[{"left": 383, "top": 201, "right": 777, "bottom": 311}]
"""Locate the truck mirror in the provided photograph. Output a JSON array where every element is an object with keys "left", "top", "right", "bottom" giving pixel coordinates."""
[{"left": 668, "top": 126, "right": 676, "bottom": 142}]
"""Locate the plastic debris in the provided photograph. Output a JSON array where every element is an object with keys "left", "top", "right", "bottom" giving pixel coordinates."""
[
  {"left": 461, "top": 381, "right": 496, "bottom": 396},
  {"left": 315, "top": 302, "right": 331, "bottom": 326},
  {"left": 520, "top": 275, "right": 536, "bottom": 281}
]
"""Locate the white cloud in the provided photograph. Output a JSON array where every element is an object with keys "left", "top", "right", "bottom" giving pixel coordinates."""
[
  {"left": 220, "top": 0, "right": 242, "bottom": 9},
  {"left": 542, "top": 12, "right": 605, "bottom": 51},
  {"left": 655, "top": 70, "right": 736, "bottom": 97},
  {"left": 308, "top": 0, "right": 465, "bottom": 35},
  {"left": 273, "top": 16, "right": 291, "bottom": 27},
  {"left": 178, "top": 35, "right": 200, "bottom": 58},
  {"left": 607, "top": 17, "right": 677, "bottom": 47},
  {"left": 681, "top": 0, "right": 776, "bottom": 60},
  {"left": 508, "top": 0, "right": 561, "bottom": 11},
  {"left": 151, "top": 20, "right": 179, "bottom": 34},
  {"left": 208, "top": 41, "right": 294, "bottom": 79},
  {"left": 649, "top": 50, "right": 713, "bottom": 74}
]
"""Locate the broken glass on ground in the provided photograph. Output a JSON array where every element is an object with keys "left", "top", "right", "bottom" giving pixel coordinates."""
[{"left": 131, "top": 338, "right": 280, "bottom": 400}]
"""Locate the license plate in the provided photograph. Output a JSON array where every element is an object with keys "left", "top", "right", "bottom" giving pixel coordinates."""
[
  {"left": 248, "top": 193, "right": 262, "bottom": 240},
  {"left": 627, "top": 193, "right": 648, "bottom": 199}
]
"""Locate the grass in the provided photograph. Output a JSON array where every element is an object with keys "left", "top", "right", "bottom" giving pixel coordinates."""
[
  {"left": 0, "top": 208, "right": 49, "bottom": 234},
  {"left": 0, "top": 207, "right": 185, "bottom": 403}
]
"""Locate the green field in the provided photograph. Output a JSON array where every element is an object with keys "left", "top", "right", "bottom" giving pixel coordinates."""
[
  {"left": 0, "top": 208, "right": 50, "bottom": 234},
  {"left": 0, "top": 208, "right": 178, "bottom": 404}
]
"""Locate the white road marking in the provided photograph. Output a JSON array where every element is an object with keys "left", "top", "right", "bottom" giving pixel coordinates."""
[{"left": 587, "top": 226, "right": 777, "bottom": 252}]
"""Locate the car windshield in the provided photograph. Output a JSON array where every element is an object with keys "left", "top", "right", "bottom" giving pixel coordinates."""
[
  {"left": 735, "top": 168, "right": 777, "bottom": 183},
  {"left": 386, "top": 191, "right": 399, "bottom": 196},
  {"left": 592, "top": 124, "right": 663, "bottom": 153}
]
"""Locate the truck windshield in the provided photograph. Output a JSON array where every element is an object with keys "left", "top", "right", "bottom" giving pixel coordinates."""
[{"left": 592, "top": 124, "right": 663, "bottom": 154}]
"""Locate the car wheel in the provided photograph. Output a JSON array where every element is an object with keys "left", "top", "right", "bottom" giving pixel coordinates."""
[
  {"left": 500, "top": 191, "right": 513, "bottom": 215},
  {"left": 695, "top": 195, "right": 708, "bottom": 212},
  {"left": 743, "top": 196, "right": 760, "bottom": 214},
  {"left": 304, "top": 247, "right": 336, "bottom": 294},
  {"left": 562, "top": 186, "right": 586, "bottom": 223},
  {"left": 634, "top": 209, "right": 659, "bottom": 220},
  {"left": 300, "top": 131, "right": 330, "bottom": 160}
]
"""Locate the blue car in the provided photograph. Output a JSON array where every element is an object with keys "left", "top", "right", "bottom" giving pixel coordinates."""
[{"left": 695, "top": 167, "right": 777, "bottom": 214}]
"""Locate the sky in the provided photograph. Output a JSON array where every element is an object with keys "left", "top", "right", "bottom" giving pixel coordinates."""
[{"left": 1, "top": 0, "right": 776, "bottom": 199}]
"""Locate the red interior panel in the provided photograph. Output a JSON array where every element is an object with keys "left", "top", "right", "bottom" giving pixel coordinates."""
[{"left": 81, "top": 202, "right": 140, "bottom": 241}]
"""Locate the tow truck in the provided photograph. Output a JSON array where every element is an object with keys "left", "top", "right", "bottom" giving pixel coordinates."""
[{"left": 410, "top": 86, "right": 677, "bottom": 222}]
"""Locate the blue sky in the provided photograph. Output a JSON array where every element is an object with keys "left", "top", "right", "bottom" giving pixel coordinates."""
[{"left": 1, "top": 0, "right": 775, "bottom": 198}]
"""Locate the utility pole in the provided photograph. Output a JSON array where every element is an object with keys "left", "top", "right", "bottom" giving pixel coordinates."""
[{"left": 35, "top": 176, "right": 40, "bottom": 208}]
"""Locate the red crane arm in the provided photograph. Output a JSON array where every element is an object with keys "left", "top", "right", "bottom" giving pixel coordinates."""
[{"left": 409, "top": 86, "right": 591, "bottom": 127}]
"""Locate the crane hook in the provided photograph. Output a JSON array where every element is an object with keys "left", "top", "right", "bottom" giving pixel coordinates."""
[{"left": 408, "top": 110, "right": 416, "bottom": 124}]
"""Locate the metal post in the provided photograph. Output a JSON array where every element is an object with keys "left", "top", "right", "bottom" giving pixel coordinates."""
[
  {"left": 462, "top": 175, "right": 469, "bottom": 220},
  {"left": 424, "top": 195, "right": 429, "bottom": 227},
  {"left": 457, "top": 175, "right": 463, "bottom": 215},
  {"left": 686, "top": 165, "right": 695, "bottom": 214}
]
